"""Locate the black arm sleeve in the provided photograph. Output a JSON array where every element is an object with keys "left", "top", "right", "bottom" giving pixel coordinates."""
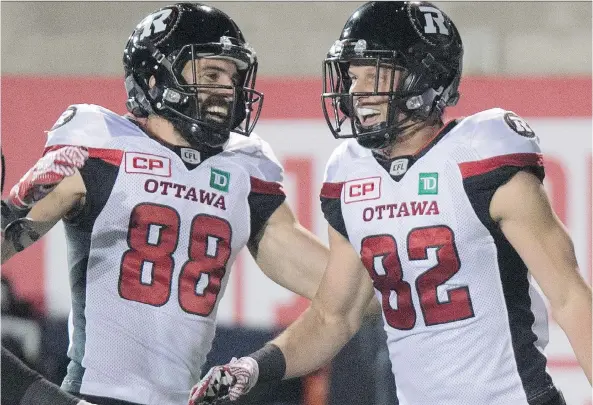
[
  {"left": 463, "top": 165, "right": 544, "bottom": 232},
  {"left": 248, "top": 193, "right": 286, "bottom": 242},
  {"left": 65, "top": 158, "right": 120, "bottom": 231},
  {"left": 320, "top": 197, "right": 348, "bottom": 240},
  {"left": 1, "top": 346, "right": 80, "bottom": 405}
]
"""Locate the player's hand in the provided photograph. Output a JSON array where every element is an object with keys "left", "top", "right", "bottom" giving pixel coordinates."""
[
  {"left": 8, "top": 146, "right": 88, "bottom": 210},
  {"left": 188, "top": 357, "right": 259, "bottom": 404}
]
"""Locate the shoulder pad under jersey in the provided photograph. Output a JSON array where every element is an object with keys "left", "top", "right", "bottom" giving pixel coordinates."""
[
  {"left": 45, "top": 104, "right": 145, "bottom": 149},
  {"left": 463, "top": 108, "right": 541, "bottom": 159},
  {"left": 323, "top": 139, "right": 371, "bottom": 183},
  {"left": 223, "top": 131, "right": 284, "bottom": 183},
  {"left": 455, "top": 108, "right": 544, "bottom": 181}
]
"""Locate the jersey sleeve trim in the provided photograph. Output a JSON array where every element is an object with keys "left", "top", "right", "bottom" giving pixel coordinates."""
[
  {"left": 320, "top": 197, "right": 348, "bottom": 240},
  {"left": 88, "top": 148, "right": 124, "bottom": 166},
  {"left": 248, "top": 193, "right": 286, "bottom": 243},
  {"left": 319, "top": 182, "right": 348, "bottom": 240},
  {"left": 43, "top": 145, "right": 124, "bottom": 166},
  {"left": 320, "top": 182, "right": 344, "bottom": 199},
  {"left": 458, "top": 153, "right": 544, "bottom": 180},
  {"left": 250, "top": 176, "right": 285, "bottom": 196}
]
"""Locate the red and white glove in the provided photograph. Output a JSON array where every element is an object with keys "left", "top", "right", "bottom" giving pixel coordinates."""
[
  {"left": 8, "top": 146, "right": 88, "bottom": 210},
  {"left": 188, "top": 357, "right": 259, "bottom": 404}
]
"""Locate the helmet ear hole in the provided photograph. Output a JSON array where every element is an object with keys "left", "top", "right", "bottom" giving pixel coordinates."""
[
  {"left": 125, "top": 75, "right": 152, "bottom": 118},
  {"left": 147, "top": 85, "right": 162, "bottom": 102}
]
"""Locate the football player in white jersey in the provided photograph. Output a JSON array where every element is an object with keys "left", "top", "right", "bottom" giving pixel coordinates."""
[
  {"left": 190, "top": 2, "right": 591, "bottom": 405},
  {"left": 1, "top": 3, "right": 382, "bottom": 405}
]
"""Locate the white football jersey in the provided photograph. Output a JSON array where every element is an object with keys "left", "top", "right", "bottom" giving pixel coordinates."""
[
  {"left": 45, "top": 104, "right": 285, "bottom": 405},
  {"left": 320, "top": 109, "right": 559, "bottom": 405}
]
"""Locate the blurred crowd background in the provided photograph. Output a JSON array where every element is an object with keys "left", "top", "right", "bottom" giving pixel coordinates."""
[
  {"left": 1, "top": 2, "right": 591, "bottom": 405},
  {"left": 2, "top": 2, "right": 591, "bottom": 75}
]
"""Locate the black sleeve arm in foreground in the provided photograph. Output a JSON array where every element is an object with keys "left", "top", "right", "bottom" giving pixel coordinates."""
[{"left": 1, "top": 346, "right": 80, "bottom": 405}]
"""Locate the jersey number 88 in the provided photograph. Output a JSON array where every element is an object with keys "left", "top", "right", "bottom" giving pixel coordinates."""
[{"left": 118, "top": 203, "right": 231, "bottom": 316}]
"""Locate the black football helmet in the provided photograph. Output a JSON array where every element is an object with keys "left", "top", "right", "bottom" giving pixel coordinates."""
[
  {"left": 123, "top": 3, "right": 263, "bottom": 148},
  {"left": 321, "top": 1, "right": 463, "bottom": 149}
]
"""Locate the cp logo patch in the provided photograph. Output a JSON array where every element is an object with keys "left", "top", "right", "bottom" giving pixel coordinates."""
[{"left": 344, "top": 177, "right": 381, "bottom": 204}]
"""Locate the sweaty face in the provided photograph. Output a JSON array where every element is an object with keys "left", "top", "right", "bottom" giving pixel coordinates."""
[
  {"left": 181, "top": 58, "right": 240, "bottom": 126},
  {"left": 348, "top": 63, "right": 402, "bottom": 129}
]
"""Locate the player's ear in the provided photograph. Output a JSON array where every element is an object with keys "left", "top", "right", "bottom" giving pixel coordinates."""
[{"left": 148, "top": 76, "right": 156, "bottom": 89}]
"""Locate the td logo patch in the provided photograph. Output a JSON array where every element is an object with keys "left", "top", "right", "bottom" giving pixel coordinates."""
[
  {"left": 504, "top": 112, "right": 535, "bottom": 138},
  {"left": 210, "top": 168, "right": 230, "bottom": 192},
  {"left": 419, "top": 172, "right": 438, "bottom": 195}
]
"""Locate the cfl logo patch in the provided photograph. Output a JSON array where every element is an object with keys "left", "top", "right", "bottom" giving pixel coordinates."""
[{"left": 181, "top": 148, "right": 201, "bottom": 164}]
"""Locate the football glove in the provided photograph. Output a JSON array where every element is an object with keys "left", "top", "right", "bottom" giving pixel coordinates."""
[
  {"left": 8, "top": 146, "right": 88, "bottom": 211},
  {"left": 188, "top": 357, "right": 259, "bottom": 404}
]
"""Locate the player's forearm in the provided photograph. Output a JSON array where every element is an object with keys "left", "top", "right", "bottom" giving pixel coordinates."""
[
  {"left": 272, "top": 305, "right": 360, "bottom": 379},
  {"left": 256, "top": 224, "right": 381, "bottom": 318},
  {"left": 551, "top": 284, "right": 592, "bottom": 383},
  {"left": 1, "top": 218, "right": 57, "bottom": 264},
  {"left": 1, "top": 215, "right": 48, "bottom": 264},
  {"left": 1, "top": 201, "right": 27, "bottom": 263},
  {"left": 1, "top": 175, "right": 86, "bottom": 264},
  {"left": 255, "top": 223, "right": 327, "bottom": 300}
]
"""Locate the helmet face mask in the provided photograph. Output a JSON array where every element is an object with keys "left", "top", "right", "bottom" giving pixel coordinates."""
[
  {"left": 321, "top": 1, "right": 463, "bottom": 150},
  {"left": 123, "top": 3, "right": 263, "bottom": 148},
  {"left": 154, "top": 41, "right": 262, "bottom": 146},
  {"left": 322, "top": 42, "right": 422, "bottom": 149}
]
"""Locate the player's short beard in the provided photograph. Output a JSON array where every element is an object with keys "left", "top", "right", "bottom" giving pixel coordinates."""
[
  {"left": 195, "top": 94, "right": 234, "bottom": 128},
  {"left": 170, "top": 94, "right": 234, "bottom": 148}
]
